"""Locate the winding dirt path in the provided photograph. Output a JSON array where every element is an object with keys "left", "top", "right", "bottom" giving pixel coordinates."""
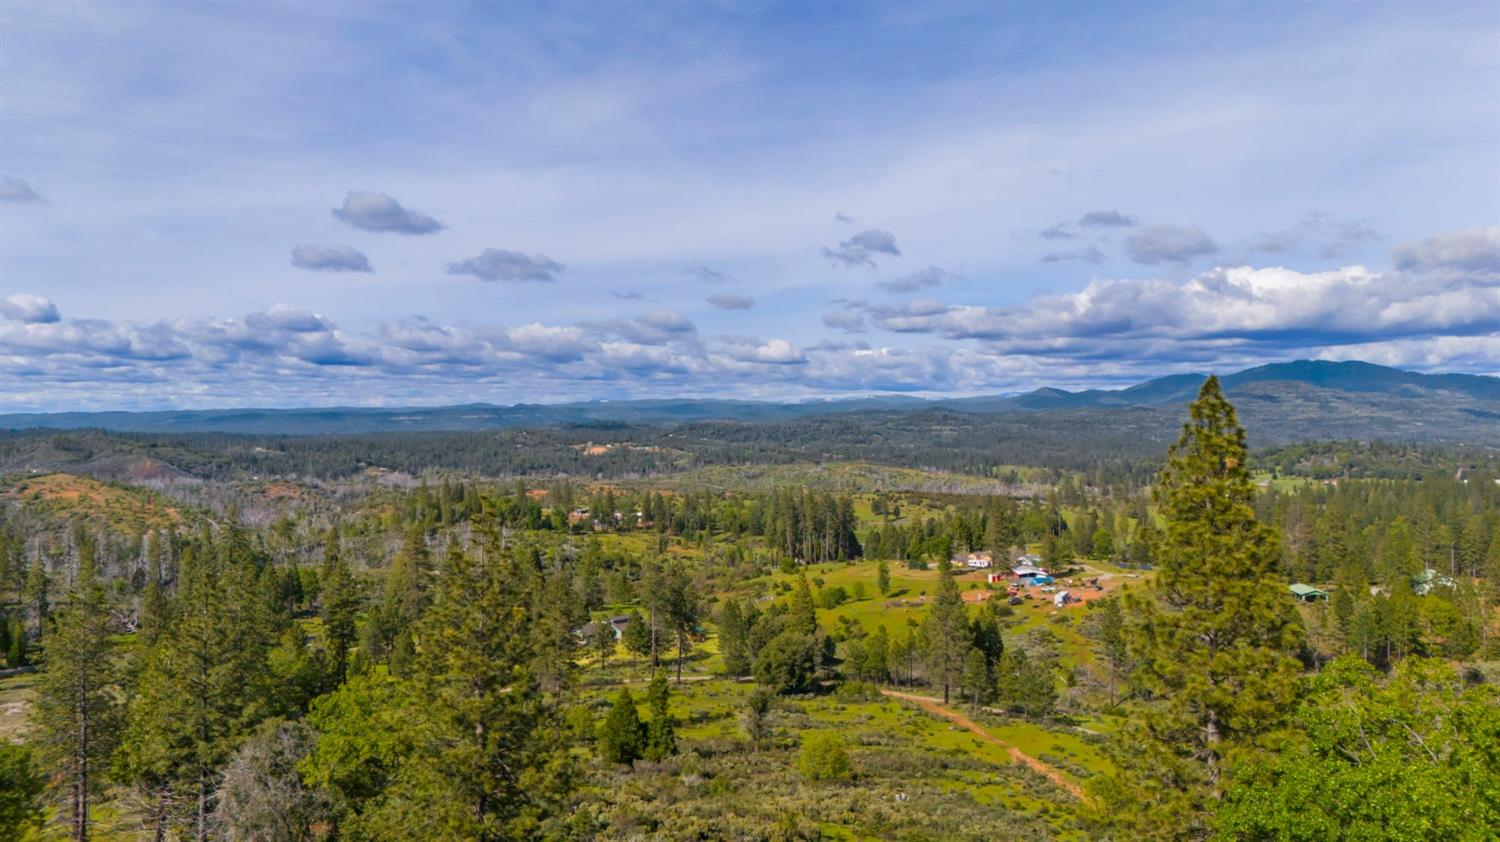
[{"left": 880, "top": 689, "right": 1089, "bottom": 802}]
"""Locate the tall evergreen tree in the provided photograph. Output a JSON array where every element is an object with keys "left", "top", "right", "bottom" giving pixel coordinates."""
[
  {"left": 921, "top": 560, "right": 968, "bottom": 703},
  {"left": 358, "top": 544, "right": 571, "bottom": 839},
  {"left": 31, "top": 545, "right": 119, "bottom": 842},
  {"left": 320, "top": 542, "right": 361, "bottom": 687},
  {"left": 643, "top": 672, "right": 677, "bottom": 761},
  {"left": 1092, "top": 377, "right": 1302, "bottom": 840}
]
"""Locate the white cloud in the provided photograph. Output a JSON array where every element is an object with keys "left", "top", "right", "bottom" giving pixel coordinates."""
[{"left": 1, "top": 293, "right": 60, "bottom": 323}]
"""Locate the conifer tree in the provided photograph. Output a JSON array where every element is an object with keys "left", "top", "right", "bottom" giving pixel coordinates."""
[
  {"left": 876, "top": 558, "right": 891, "bottom": 596},
  {"left": 320, "top": 541, "right": 360, "bottom": 687},
  {"left": 717, "top": 600, "right": 750, "bottom": 677},
  {"left": 598, "top": 689, "right": 644, "bottom": 765},
  {"left": 117, "top": 540, "right": 273, "bottom": 841},
  {"left": 790, "top": 573, "right": 817, "bottom": 636},
  {"left": 921, "top": 559, "right": 968, "bottom": 703},
  {"left": 622, "top": 610, "right": 651, "bottom": 675},
  {"left": 32, "top": 544, "right": 119, "bottom": 842},
  {"left": 589, "top": 618, "right": 616, "bottom": 670},
  {"left": 1092, "top": 377, "right": 1302, "bottom": 839},
  {"left": 359, "top": 544, "right": 571, "bottom": 839},
  {"left": 643, "top": 672, "right": 677, "bottom": 761}
]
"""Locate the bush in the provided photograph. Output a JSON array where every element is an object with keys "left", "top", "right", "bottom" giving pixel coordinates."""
[
  {"left": 797, "top": 731, "right": 853, "bottom": 782},
  {"left": 753, "top": 630, "right": 818, "bottom": 694}
]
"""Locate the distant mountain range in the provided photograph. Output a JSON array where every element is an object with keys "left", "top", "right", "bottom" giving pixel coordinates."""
[{"left": 3, "top": 360, "right": 1498, "bottom": 443}]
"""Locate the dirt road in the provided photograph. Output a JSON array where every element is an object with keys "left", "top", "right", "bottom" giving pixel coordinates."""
[{"left": 879, "top": 689, "right": 1089, "bottom": 801}]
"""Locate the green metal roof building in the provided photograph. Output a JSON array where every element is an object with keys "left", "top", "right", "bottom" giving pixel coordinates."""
[{"left": 1289, "top": 583, "right": 1329, "bottom": 603}]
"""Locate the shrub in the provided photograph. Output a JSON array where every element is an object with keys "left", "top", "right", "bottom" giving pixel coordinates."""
[{"left": 797, "top": 731, "right": 853, "bottom": 782}]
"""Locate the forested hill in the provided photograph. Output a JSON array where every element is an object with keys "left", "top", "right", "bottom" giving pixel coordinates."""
[{"left": 2, "top": 360, "right": 1497, "bottom": 441}]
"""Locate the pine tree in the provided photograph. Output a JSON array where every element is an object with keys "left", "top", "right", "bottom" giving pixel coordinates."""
[
  {"left": 718, "top": 600, "right": 750, "bottom": 677},
  {"left": 643, "top": 672, "right": 677, "bottom": 761},
  {"left": 790, "top": 573, "right": 817, "bottom": 636},
  {"left": 117, "top": 540, "right": 273, "bottom": 842},
  {"left": 589, "top": 618, "right": 616, "bottom": 670},
  {"left": 358, "top": 543, "right": 572, "bottom": 839},
  {"left": 921, "top": 559, "right": 968, "bottom": 703},
  {"left": 876, "top": 558, "right": 891, "bottom": 596},
  {"left": 320, "top": 543, "right": 360, "bottom": 687},
  {"left": 1092, "top": 377, "right": 1303, "bottom": 839},
  {"left": 597, "top": 689, "right": 644, "bottom": 765},
  {"left": 1095, "top": 596, "right": 1128, "bottom": 706},
  {"left": 31, "top": 546, "right": 119, "bottom": 842},
  {"left": 623, "top": 610, "right": 651, "bottom": 676}
]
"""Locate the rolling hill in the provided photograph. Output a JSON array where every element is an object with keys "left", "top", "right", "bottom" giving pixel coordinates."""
[{"left": 0, "top": 360, "right": 1496, "bottom": 446}]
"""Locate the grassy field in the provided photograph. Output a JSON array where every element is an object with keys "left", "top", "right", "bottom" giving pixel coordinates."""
[
  {"left": 0, "top": 670, "right": 35, "bottom": 743},
  {"left": 577, "top": 675, "right": 1100, "bottom": 839}
]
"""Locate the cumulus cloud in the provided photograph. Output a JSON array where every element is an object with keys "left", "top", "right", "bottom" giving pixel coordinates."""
[
  {"left": 1078, "top": 210, "right": 1136, "bottom": 228},
  {"left": 849, "top": 239, "right": 1500, "bottom": 368},
  {"left": 0, "top": 176, "right": 44, "bottom": 204},
  {"left": 1392, "top": 226, "right": 1499, "bottom": 277},
  {"left": 879, "top": 266, "right": 959, "bottom": 293},
  {"left": 331, "top": 191, "right": 444, "bottom": 234},
  {"left": 835, "top": 211, "right": 856, "bottom": 223},
  {"left": 823, "top": 228, "right": 901, "bottom": 268},
  {"left": 1039, "top": 224, "right": 1077, "bottom": 241},
  {"left": 706, "top": 293, "right": 754, "bottom": 310},
  {"left": 1, "top": 293, "right": 61, "bottom": 323},
  {"left": 581, "top": 309, "right": 697, "bottom": 345},
  {"left": 1041, "top": 246, "right": 1106, "bottom": 264},
  {"left": 291, "top": 244, "right": 373, "bottom": 273},
  {"left": 6, "top": 227, "right": 1498, "bottom": 410},
  {"left": 447, "top": 248, "right": 564, "bottom": 282},
  {"left": 1125, "top": 225, "right": 1219, "bottom": 265},
  {"left": 612, "top": 290, "right": 646, "bottom": 300},
  {"left": 822, "top": 305, "right": 867, "bottom": 333},
  {"left": 724, "top": 338, "right": 806, "bottom": 365}
]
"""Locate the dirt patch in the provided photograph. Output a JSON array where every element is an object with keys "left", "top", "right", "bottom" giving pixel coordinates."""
[{"left": 880, "top": 689, "right": 1089, "bottom": 802}]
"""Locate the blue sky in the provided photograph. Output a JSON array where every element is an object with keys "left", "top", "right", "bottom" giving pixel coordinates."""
[{"left": 2, "top": 0, "right": 1498, "bottom": 410}]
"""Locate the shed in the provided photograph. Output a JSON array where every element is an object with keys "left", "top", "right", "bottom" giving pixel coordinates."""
[{"left": 1289, "top": 583, "right": 1329, "bottom": 603}]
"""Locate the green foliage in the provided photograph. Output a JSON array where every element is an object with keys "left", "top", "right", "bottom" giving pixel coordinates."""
[
  {"left": 319, "top": 540, "right": 361, "bottom": 687},
  {"left": 1094, "top": 378, "right": 1304, "bottom": 839},
  {"left": 960, "top": 646, "right": 990, "bottom": 709},
  {"left": 753, "top": 630, "right": 818, "bottom": 694},
  {"left": 643, "top": 672, "right": 677, "bottom": 761},
  {"left": 796, "top": 731, "right": 853, "bottom": 783},
  {"left": 1216, "top": 656, "right": 1500, "bottom": 841},
  {"left": 300, "top": 673, "right": 408, "bottom": 826},
  {"left": 994, "top": 648, "right": 1055, "bottom": 718},
  {"left": 740, "top": 687, "right": 775, "bottom": 749},
  {"left": 0, "top": 741, "right": 44, "bottom": 841},
  {"left": 921, "top": 560, "right": 968, "bottom": 703},
  {"left": 32, "top": 547, "right": 120, "bottom": 841},
  {"left": 597, "top": 689, "right": 644, "bottom": 765},
  {"left": 348, "top": 543, "right": 573, "bottom": 840}
]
